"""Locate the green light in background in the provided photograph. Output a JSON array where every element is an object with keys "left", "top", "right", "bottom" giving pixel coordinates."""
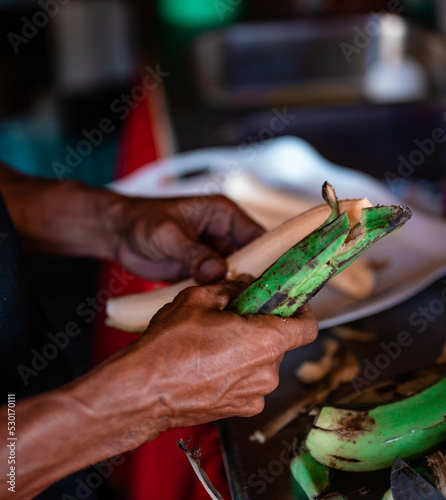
[{"left": 158, "top": 0, "right": 242, "bottom": 28}]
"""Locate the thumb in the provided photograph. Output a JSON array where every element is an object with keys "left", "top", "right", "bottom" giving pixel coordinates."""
[{"left": 161, "top": 225, "right": 227, "bottom": 284}]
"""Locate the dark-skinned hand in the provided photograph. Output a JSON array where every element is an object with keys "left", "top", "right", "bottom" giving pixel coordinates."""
[{"left": 110, "top": 195, "right": 264, "bottom": 283}]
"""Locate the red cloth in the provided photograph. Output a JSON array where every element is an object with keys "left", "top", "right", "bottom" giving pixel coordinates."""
[{"left": 91, "top": 100, "right": 231, "bottom": 500}]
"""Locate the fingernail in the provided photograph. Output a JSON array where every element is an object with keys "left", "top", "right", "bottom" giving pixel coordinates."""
[
  {"left": 233, "top": 273, "right": 253, "bottom": 284},
  {"left": 200, "top": 259, "right": 225, "bottom": 280}
]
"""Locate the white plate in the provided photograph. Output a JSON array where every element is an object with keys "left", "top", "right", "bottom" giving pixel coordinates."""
[{"left": 109, "top": 136, "right": 446, "bottom": 328}]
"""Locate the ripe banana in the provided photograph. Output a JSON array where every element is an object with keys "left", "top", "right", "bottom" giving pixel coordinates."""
[
  {"left": 227, "top": 182, "right": 411, "bottom": 316},
  {"left": 106, "top": 193, "right": 373, "bottom": 332},
  {"left": 304, "top": 370, "right": 446, "bottom": 472}
]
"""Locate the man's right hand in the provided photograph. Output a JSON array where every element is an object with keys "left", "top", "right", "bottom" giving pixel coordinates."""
[
  {"left": 86, "top": 281, "right": 318, "bottom": 451},
  {"left": 7, "top": 282, "right": 318, "bottom": 499}
]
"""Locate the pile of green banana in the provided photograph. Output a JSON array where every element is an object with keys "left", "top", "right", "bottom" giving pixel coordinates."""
[
  {"left": 290, "top": 365, "right": 446, "bottom": 499},
  {"left": 228, "top": 182, "right": 411, "bottom": 316}
]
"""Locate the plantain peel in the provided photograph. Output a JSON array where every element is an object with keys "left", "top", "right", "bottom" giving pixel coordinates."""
[{"left": 228, "top": 182, "right": 412, "bottom": 317}]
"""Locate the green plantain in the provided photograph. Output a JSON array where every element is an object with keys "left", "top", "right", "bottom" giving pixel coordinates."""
[
  {"left": 305, "top": 370, "right": 446, "bottom": 472},
  {"left": 290, "top": 441, "right": 331, "bottom": 499},
  {"left": 228, "top": 182, "right": 411, "bottom": 316}
]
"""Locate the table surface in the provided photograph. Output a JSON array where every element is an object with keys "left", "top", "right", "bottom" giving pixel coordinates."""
[{"left": 220, "top": 276, "right": 446, "bottom": 500}]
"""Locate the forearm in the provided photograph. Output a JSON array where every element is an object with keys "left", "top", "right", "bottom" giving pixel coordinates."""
[
  {"left": 0, "top": 163, "right": 121, "bottom": 259},
  {"left": 0, "top": 283, "right": 318, "bottom": 498},
  {"left": 1, "top": 351, "right": 166, "bottom": 499},
  {"left": 0, "top": 162, "right": 265, "bottom": 282}
]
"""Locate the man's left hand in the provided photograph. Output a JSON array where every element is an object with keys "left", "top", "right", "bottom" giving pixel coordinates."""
[{"left": 109, "top": 194, "right": 264, "bottom": 283}]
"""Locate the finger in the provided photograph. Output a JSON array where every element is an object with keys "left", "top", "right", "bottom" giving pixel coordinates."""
[
  {"left": 239, "top": 397, "right": 266, "bottom": 418},
  {"left": 200, "top": 196, "right": 264, "bottom": 250},
  {"left": 231, "top": 273, "right": 253, "bottom": 284},
  {"left": 215, "top": 396, "right": 266, "bottom": 419},
  {"left": 200, "top": 233, "right": 238, "bottom": 258},
  {"left": 117, "top": 245, "right": 187, "bottom": 281},
  {"left": 279, "top": 304, "right": 319, "bottom": 350},
  {"left": 247, "top": 304, "right": 319, "bottom": 353},
  {"left": 152, "top": 223, "right": 228, "bottom": 284},
  {"left": 230, "top": 209, "right": 265, "bottom": 248},
  {"left": 181, "top": 281, "right": 247, "bottom": 311},
  {"left": 274, "top": 353, "right": 284, "bottom": 373}
]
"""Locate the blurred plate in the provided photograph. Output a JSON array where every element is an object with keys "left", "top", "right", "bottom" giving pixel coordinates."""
[{"left": 108, "top": 136, "right": 446, "bottom": 328}]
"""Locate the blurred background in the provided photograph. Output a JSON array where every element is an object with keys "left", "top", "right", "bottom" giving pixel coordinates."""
[
  {"left": 1, "top": 0, "right": 446, "bottom": 372},
  {"left": 1, "top": 0, "right": 445, "bottom": 182}
]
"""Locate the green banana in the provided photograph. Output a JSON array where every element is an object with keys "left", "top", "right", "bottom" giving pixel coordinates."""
[
  {"left": 228, "top": 182, "right": 411, "bottom": 316},
  {"left": 290, "top": 441, "right": 331, "bottom": 499},
  {"left": 381, "top": 488, "right": 393, "bottom": 500},
  {"left": 304, "top": 371, "right": 446, "bottom": 472}
]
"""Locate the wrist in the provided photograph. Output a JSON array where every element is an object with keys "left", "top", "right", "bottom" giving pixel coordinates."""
[
  {"left": 12, "top": 348, "right": 169, "bottom": 499},
  {"left": 14, "top": 383, "right": 116, "bottom": 498},
  {"left": 42, "top": 180, "right": 123, "bottom": 261},
  {"left": 70, "top": 343, "right": 170, "bottom": 453},
  {"left": 80, "top": 184, "right": 124, "bottom": 261},
  {"left": 97, "top": 191, "right": 130, "bottom": 262}
]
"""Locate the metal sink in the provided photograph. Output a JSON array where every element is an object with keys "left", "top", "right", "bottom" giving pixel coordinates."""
[{"left": 190, "top": 14, "right": 446, "bottom": 107}]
